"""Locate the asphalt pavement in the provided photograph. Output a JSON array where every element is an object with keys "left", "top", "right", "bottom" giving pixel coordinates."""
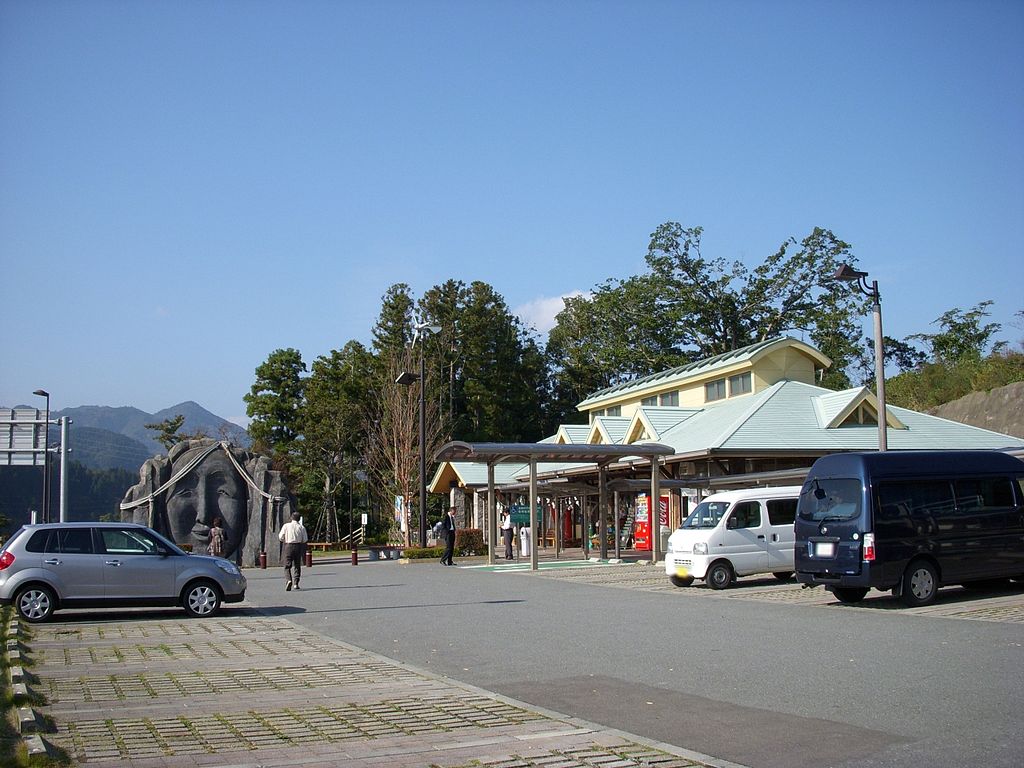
[{"left": 20, "top": 554, "right": 1024, "bottom": 767}]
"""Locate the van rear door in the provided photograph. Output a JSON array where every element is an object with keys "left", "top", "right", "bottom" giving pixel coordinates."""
[{"left": 795, "top": 478, "right": 866, "bottom": 579}]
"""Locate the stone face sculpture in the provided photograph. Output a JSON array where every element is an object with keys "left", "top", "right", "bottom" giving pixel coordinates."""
[{"left": 120, "top": 439, "right": 295, "bottom": 567}]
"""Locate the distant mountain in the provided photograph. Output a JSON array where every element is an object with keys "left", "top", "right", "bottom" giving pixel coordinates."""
[
  {"left": 67, "top": 426, "right": 153, "bottom": 472},
  {"left": 51, "top": 401, "right": 250, "bottom": 469}
]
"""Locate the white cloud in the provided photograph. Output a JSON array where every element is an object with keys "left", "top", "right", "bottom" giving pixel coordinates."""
[{"left": 514, "top": 291, "right": 589, "bottom": 334}]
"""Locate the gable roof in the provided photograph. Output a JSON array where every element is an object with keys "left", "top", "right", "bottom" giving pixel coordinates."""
[
  {"left": 587, "top": 416, "right": 630, "bottom": 444},
  {"left": 576, "top": 336, "right": 830, "bottom": 409}
]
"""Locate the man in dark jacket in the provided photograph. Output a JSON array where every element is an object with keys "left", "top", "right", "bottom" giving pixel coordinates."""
[{"left": 440, "top": 507, "right": 458, "bottom": 566}]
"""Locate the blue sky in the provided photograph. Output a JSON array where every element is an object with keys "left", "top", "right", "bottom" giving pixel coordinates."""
[{"left": 2, "top": 0, "right": 1022, "bottom": 425}]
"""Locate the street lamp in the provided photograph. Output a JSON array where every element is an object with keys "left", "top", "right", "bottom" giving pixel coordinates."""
[
  {"left": 833, "top": 264, "right": 887, "bottom": 451},
  {"left": 32, "top": 389, "right": 51, "bottom": 521},
  {"left": 396, "top": 321, "right": 442, "bottom": 547}
]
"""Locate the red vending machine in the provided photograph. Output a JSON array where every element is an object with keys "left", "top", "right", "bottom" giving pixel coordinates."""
[{"left": 634, "top": 495, "right": 669, "bottom": 551}]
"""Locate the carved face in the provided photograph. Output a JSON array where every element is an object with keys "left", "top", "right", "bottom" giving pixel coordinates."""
[{"left": 166, "top": 448, "right": 246, "bottom": 558}]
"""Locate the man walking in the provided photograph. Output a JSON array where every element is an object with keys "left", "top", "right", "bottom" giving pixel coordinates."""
[
  {"left": 279, "top": 511, "right": 308, "bottom": 590},
  {"left": 440, "top": 506, "right": 458, "bottom": 566}
]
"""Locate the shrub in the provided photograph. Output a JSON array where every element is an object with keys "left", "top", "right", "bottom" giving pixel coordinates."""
[
  {"left": 402, "top": 546, "right": 445, "bottom": 560},
  {"left": 455, "top": 528, "right": 484, "bottom": 556}
]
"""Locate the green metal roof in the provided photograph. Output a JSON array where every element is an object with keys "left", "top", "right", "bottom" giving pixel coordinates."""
[{"left": 576, "top": 336, "right": 829, "bottom": 409}]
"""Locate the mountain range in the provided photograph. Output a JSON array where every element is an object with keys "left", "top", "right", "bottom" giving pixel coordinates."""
[{"left": 10, "top": 401, "right": 251, "bottom": 472}]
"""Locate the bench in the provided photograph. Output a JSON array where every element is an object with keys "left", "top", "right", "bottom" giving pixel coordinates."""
[
  {"left": 366, "top": 546, "right": 403, "bottom": 561},
  {"left": 307, "top": 542, "right": 333, "bottom": 552}
]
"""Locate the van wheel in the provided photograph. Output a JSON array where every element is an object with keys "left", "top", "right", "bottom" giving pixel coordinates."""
[
  {"left": 182, "top": 580, "right": 222, "bottom": 618},
  {"left": 832, "top": 587, "right": 868, "bottom": 604},
  {"left": 669, "top": 574, "right": 694, "bottom": 587},
  {"left": 901, "top": 560, "right": 939, "bottom": 607},
  {"left": 706, "top": 561, "right": 734, "bottom": 590},
  {"left": 15, "top": 585, "right": 55, "bottom": 623},
  {"left": 772, "top": 571, "right": 793, "bottom": 582}
]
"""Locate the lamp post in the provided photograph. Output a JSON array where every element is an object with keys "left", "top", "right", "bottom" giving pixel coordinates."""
[
  {"left": 397, "top": 321, "right": 441, "bottom": 547},
  {"left": 834, "top": 264, "right": 887, "bottom": 451},
  {"left": 32, "top": 389, "right": 51, "bottom": 522}
]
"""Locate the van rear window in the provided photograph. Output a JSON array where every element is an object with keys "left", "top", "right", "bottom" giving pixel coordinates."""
[{"left": 798, "top": 478, "right": 862, "bottom": 521}]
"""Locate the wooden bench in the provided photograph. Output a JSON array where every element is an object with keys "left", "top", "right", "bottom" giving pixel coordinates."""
[{"left": 307, "top": 542, "right": 333, "bottom": 552}]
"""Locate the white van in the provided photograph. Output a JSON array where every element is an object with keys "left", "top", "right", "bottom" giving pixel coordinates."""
[{"left": 664, "top": 486, "right": 801, "bottom": 589}]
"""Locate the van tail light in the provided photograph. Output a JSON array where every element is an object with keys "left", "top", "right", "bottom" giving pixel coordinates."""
[
  {"left": 0, "top": 551, "right": 15, "bottom": 570},
  {"left": 862, "top": 533, "right": 876, "bottom": 562}
]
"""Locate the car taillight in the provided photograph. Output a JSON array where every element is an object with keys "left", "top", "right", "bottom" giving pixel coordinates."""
[
  {"left": 862, "top": 533, "right": 875, "bottom": 562},
  {"left": 0, "top": 551, "right": 15, "bottom": 570}
]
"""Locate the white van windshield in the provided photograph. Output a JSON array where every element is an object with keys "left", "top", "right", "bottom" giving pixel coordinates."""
[
  {"left": 798, "top": 478, "right": 862, "bottom": 521},
  {"left": 682, "top": 501, "right": 730, "bottom": 529}
]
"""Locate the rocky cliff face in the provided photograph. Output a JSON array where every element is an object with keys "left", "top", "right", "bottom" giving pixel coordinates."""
[{"left": 928, "top": 381, "right": 1024, "bottom": 439}]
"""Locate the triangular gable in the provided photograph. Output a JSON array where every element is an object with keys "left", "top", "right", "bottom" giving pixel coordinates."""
[
  {"left": 625, "top": 407, "right": 701, "bottom": 444},
  {"left": 555, "top": 423, "right": 592, "bottom": 444},
  {"left": 586, "top": 416, "right": 630, "bottom": 444},
  {"left": 814, "top": 388, "right": 906, "bottom": 430}
]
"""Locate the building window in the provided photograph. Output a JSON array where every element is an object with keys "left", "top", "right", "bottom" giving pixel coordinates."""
[
  {"left": 705, "top": 379, "right": 726, "bottom": 402},
  {"left": 641, "top": 396, "right": 657, "bottom": 406},
  {"left": 659, "top": 391, "right": 679, "bottom": 406},
  {"left": 728, "top": 372, "right": 752, "bottom": 396},
  {"left": 606, "top": 405, "right": 621, "bottom": 416}
]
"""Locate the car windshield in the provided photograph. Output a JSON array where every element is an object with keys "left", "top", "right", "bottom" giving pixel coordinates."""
[
  {"left": 798, "top": 478, "right": 862, "bottom": 521},
  {"left": 682, "top": 501, "right": 730, "bottom": 529}
]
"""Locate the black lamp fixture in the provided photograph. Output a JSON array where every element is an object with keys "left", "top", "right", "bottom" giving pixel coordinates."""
[
  {"left": 32, "top": 389, "right": 51, "bottom": 521},
  {"left": 833, "top": 264, "right": 887, "bottom": 451}
]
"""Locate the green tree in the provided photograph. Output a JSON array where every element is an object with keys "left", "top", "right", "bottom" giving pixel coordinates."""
[
  {"left": 909, "top": 300, "right": 1005, "bottom": 365},
  {"left": 244, "top": 348, "right": 307, "bottom": 465},
  {"left": 372, "top": 283, "right": 415, "bottom": 359},
  {"left": 144, "top": 414, "right": 186, "bottom": 450},
  {"left": 545, "top": 223, "right": 869, "bottom": 424},
  {"left": 300, "top": 341, "right": 374, "bottom": 542}
]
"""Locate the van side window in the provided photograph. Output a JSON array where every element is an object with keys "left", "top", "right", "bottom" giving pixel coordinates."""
[
  {"left": 877, "top": 481, "right": 956, "bottom": 523},
  {"left": 730, "top": 501, "right": 761, "bottom": 529},
  {"left": 767, "top": 498, "right": 797, "bottom": 526},
  {"left": 954, "top": 477, "right": 1015, "bottom": 512},
  {"left": 25, "top": 530, "right": 51, "bottom": 553}
]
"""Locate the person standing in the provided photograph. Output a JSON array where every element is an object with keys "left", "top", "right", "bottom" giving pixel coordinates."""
[
  {"left": 440, "top": 506, "right": 458, "bottom": 566},
  {"left": 278, "top": 512, "right": 308, "bottom": 590},
  {"left": 207, "top": 516, "right": 226, "bottom": 558},
  {"left": 500, "top": 510, "right": 514, "bottom": 560}
]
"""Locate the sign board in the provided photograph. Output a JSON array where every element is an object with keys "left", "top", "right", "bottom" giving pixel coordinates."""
[
  {"left": 508, "top": 503, "right": 539, "bottom": 526},
  {"left": 0, "top": 408, "right": 48, "bottom": 467},
  {"left": 361, "top": 513, "right": 368, "bottom": 526}
]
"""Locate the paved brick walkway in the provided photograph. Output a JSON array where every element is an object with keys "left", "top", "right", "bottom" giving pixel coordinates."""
[{"left": 27, "top": 611, "right": 740, "bottom": 767}]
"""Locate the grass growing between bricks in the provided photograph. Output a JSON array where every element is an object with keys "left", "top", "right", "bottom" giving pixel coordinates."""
[{"left": 0, "top": 608, "right": 70, "bottom": 767}]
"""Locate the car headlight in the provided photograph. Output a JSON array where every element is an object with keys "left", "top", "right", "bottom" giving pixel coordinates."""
[
  {"left": 215, "top": 560, "right": 241, "bottom": 577},
  {"left": 692, "top": 542, "right": 708, "bottom": 555}
]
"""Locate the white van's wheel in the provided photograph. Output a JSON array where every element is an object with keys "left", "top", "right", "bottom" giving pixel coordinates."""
[
  {"left": 669, "top": 574, "right": 694, "bottom": 587},
  {"left": 772, "top": 571, "right": 793, "bottom": 582},
  {"left": 707, "top": 561, "right": 734, "bottom": 590}
]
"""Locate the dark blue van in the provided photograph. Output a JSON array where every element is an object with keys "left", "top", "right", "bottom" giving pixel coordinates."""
[{"left": 795, "top": 451, "right": 1024, "bottom": 607}]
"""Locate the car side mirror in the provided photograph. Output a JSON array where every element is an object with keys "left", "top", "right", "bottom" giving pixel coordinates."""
[{"left": 726, "top": 517, "right": 737, "bottom": 529}]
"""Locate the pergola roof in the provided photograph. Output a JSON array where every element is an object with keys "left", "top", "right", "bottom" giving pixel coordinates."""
[{"left": 434, "top": 441, "right": 674, "bottom": 465}]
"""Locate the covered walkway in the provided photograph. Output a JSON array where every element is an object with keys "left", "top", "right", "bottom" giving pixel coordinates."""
[{"left": 434, "top": 441, "right": 674, "bottom": 570}]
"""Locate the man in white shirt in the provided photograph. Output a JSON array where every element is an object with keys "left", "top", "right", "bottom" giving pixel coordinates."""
[
  {"left": 500, "top": 510, "right": 514, "bottom": 560},
  {"left": 278, "top": 512, "right": 308, "bottom": 591}
]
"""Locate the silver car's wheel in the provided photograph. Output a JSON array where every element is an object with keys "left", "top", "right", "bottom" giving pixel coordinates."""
[
  {"left": 16, "top": 585, "right": 55, "bottom": 623},
  {"left": 183, "top": 581, "right": 221, "bottom": 618}
]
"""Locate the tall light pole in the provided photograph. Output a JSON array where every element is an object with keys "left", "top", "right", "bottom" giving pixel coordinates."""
[
  {"left": 397, "top": 321, "right": 441, "bottom": 547},
  {"left": 33, "top": 389, "right": 51, "bottom": 521},
  {"left": 834, "top": 264, "right": 887, "bottom": 451}
]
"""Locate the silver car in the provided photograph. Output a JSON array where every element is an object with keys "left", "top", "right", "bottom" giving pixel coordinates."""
[{"left": 0, "top": 522, "right": 246, "bottom": 623}]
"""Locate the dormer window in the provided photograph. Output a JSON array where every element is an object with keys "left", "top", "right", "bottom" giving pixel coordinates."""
[
  {"left": 705, "top": 379, "right": 726, "bottom": 402},
  {"left": 729, "top": 372, "right": 752, "bottom": 396}
]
